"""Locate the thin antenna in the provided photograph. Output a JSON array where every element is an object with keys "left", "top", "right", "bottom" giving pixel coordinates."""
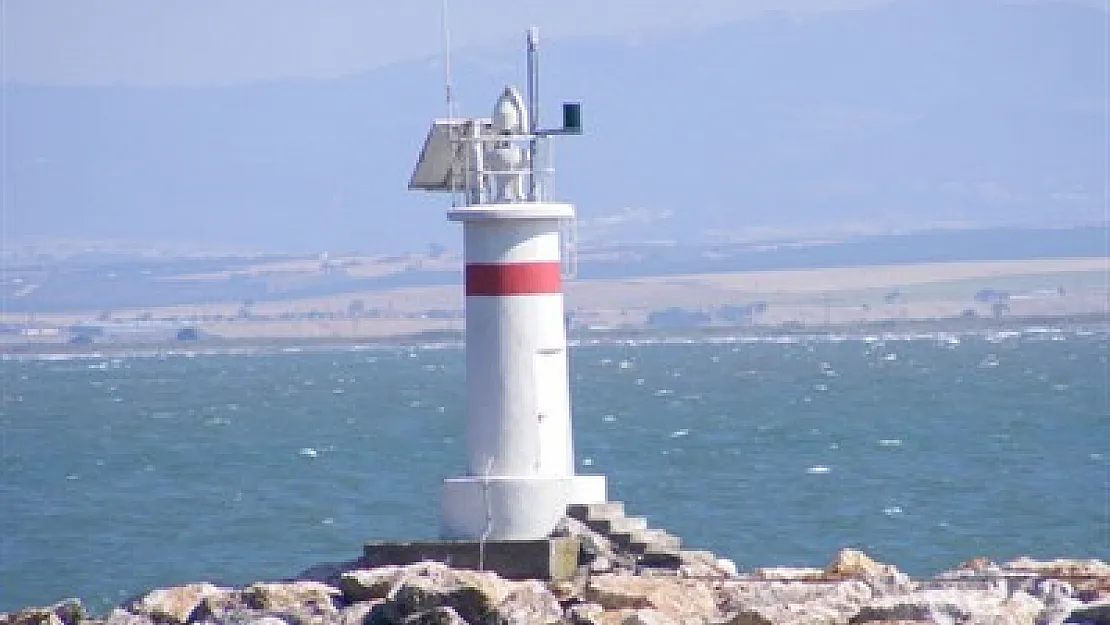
[
  {"left": 441, "top": 0, "right": 460, "bottom": 207},
  {"left": 526, "top": 27, "right": 539, "bottom": 201},
  {"left": 441, "top": 0, "right": 456, "bottom": 119}
]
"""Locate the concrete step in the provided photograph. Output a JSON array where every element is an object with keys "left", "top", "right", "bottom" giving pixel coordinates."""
[
  {"left": 679, "top": 550, "right": 718, "bottom": 564},
  {"left": 566, "top": 502, "right": 626, "bottom": 523},
  {"left": 638, "top": 550, "right": 684, "bottom": 568},
  {"left": 637, "top": 528, "right": 682, "bottom": 548},
  {"left": 608, "top": 528, "right": 682, "bottom": 554},
  {"left": 584, "top": 515, "right": 648, "bottom": 536}
]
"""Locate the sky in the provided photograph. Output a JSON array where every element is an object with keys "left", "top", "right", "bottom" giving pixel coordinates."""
[{"left": 4, "top": 0, "right": 1099, "bottom": 87}]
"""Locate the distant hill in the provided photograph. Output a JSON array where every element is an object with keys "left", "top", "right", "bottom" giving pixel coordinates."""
[
  {"left": 2, "top": 226, "right": 1105, "bottom": 313},
  {"left": 3, "top": 0, "right": 1105, "bottom": 254}
]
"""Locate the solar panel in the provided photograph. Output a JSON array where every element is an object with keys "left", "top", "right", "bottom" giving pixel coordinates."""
[{"left": 408, "top": 118, "right": 493, "bottom": 192}]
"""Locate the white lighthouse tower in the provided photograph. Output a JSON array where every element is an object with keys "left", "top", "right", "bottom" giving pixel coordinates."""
[{"left": 409, "top": 29, "right": 607, "bottom": 540}]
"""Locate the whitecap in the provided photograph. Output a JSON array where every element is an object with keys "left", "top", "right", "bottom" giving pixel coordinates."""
[
  {"left": 806, "top": 466, "right": 831, "bottom": 474},
  {"left": 299, "top": 447, "right": 319, "bottom": 458},
  {"left": 670, "top": 429, "right": 690, "bottom": 438},
  {"left": 653, "top": 389, "right": 674, "bottom": 396},
  {"left": 321, "top": 517, "right": 335, "bottom": 525},
  {"left": 602, "top": 414, "right": 617, "bottom": 423},
  {"left": 581, "top": 457, "right": 594, "bottom": 466},
  {"left": 814, "top": 383, "right": 828, "bottom": 392},
  {"left": 332, "top": 388, "right": 345, "bottom": 394},
  {"left": 878, "top": 439, "right": 903, "bottom": 447},
  {"left": 883, "top": 506, "right": 904, "bottom": 516},
  {"left": 618, "top": 359, "right": 634, "bottom": 369}
]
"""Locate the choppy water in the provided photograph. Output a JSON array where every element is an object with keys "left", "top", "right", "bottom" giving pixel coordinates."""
[{"left": 2, "top": 329, "right": 1108, "bottom": 613}]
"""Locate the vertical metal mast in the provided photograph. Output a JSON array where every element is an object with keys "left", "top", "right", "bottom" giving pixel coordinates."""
[{"left": 526, "top": 28, "right": 540, "bottom": 202}]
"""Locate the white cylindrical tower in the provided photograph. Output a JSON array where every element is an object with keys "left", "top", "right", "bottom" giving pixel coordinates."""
[
  {"left": 409, "top": 31, "right": 606, "bottom": 540},
  {"left": 440, "top": 203, "right": 607, "bottom": 540}
]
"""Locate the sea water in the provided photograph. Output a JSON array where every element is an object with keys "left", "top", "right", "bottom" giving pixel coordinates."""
[{"left": 2, "top": 329, "right": 1108, "bottom": 612}]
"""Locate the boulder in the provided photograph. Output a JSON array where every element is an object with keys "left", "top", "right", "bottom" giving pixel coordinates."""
[
  {"left": 583, "top": 575, "right": 718, "bottom": 622},
  {"left": 715, "top": 580, "right": 873, "bottom": 625},
  {"left": 400, "top": 606, "right": 467, "bottom": 625},
  {"left": 102, "top": 609, "right": 154, "bottom": 625},
  {"left": 129, "top": 583, "right": 227, "bottom": 625},
  {"left": 567, "top": 603, "right": 606, "bottom": 625},
  {"left": 1, "top": 608, "right": 61, "bottom": 625},
  {"left": 676, "top": 552, "right": 738, "bottom": 579},
  {"left": 242, "top": 582, "right": 340, "bottom": 615},
  {"left": 717, "top": 604, "right": 850, "bottom": 625},
  {"left": 619, "top": 609, "right": 678, "bottom": 625},
  {"left": 496, "top": 580, "right": 564, "bottom": 625},
  {"left": 849, "top": 588, "right": 1045, "bottom": 624},
  {"left": 372, "top": 562, "right": 537, "bottom": 625},
  {"left": 0, "top": 600, "right": 87, "bottom": 625},
  {"left": 957, "top": 557, "right": 995, "bottom": 572},
  {"left": 339, "top": 600, "right": 382, "bottom": 625},
  {"left": 340, "top": 568, "right": 405, "bottom": 604},
  {"left": 1065, "top": 601, "right": 1110, "bottom": 625},
  {"left": 751, "top": 568, "right": 827, "bottom": 581},
  {"left": 827, "top": 549, "right": 884, "bottom": 579},
  {"left": 824, "top": 549, "right": 914, "bottom": 597},
  {"left": 193, "top": 590, "right": 253, "bottom": 624},
  {"left": 1001, "top": 558, "right": 1110, "bottom": 579}
]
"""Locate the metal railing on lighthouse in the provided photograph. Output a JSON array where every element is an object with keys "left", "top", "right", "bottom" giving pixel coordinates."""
[{"left": 408, "top": 28, "right": 583, "bottom": 279}]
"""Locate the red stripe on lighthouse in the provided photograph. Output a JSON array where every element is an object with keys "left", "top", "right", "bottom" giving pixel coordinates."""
[{"left": 466, "top": 262, "right": 562, "bottom": 296}]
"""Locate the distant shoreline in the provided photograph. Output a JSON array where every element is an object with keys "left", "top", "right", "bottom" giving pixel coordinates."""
[{"left": 3, "top": 312, "right": 1106, "bottom": 358}]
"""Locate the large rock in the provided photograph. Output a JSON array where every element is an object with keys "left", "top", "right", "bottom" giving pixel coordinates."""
[
  {"left": 824, "top": 549, "right": 914, "bottom": 597},
  {"left": 1, "top": 600, "right": 87, "bottom": 625},
  {"left": 129, "top": 583, "right": 228, "bottom": 625},
  {"left": 849, "top": 588, "right": 1044, "bottom": 624},
  {"left": 826, "top": 550, "right": 883, "bottom": 579},
  {"left": 619, "top": 609, "right": 678, "bottom": 625},
  {"left": 1066, "top": 602, "right": 1110, "bottom": 625},
  {"left": 567, "top": 603, "right": 607, "bottom": 625},
  {"left": 398, "top": 570, "right": 510, "bottom": 623},
  {"left": 583, "top": 575, "right": 718, "bottom": 622},
  {"left": 496, "top": 580, "right": 564, "bottom": 625},
  {"left": 751, "top": 568, "right": 827, "bottom": 582},
  {"left": 357, "top": 562, "right": 557, "bottom": 625},
  {"left": 102, "top": 609, "right": 154, "bottom": 625},
  {"left": 339, "top": 568, "right": 406, "bottom": 604},
  {"left": 242, "top": 581, "right": 341, "bottom": 616},
  {"left": 400, "top": 606, "right": 468, "bottom": 625},
  {"left": 715, "top": 580, "right": 873, "bottom": 625},
  {"left": 1001, "top": 558, "right": 1110, "bottom": 579}
]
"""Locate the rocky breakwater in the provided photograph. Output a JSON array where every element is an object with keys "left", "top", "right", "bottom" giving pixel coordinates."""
[{"left": 5, "top": 549, "right": 1110, "bottom": 625}]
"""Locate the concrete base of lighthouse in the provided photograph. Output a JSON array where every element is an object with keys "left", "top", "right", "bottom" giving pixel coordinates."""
[{"left": 441, "top": 475, "right": 607, "bottom": 540}]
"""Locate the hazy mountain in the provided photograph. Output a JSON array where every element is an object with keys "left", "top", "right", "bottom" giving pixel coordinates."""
[{"left": 4, "top": 0, "right": 1105, "bottom": 254}]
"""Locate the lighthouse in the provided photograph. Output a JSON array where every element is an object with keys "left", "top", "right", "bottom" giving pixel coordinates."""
[{"left": 409, "top": 29, "right": 607, "bottom": 541}]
